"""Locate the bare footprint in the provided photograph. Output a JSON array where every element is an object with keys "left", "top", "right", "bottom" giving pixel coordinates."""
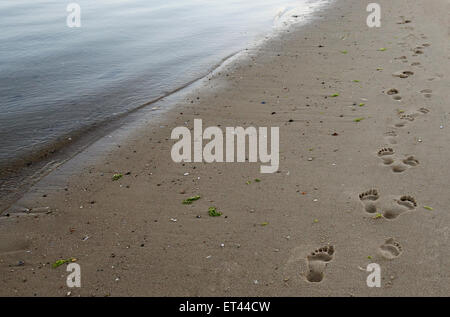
[
  {"left": 384, "top": 131, "right": 398, "bottom": 145},
  {"left": 393, "top": 70, "right": 414, "bottom": 78},
  {"left": 378, "top": 148, "right": 395, "bottom": 165},
  {"left": 397, "top": 17, "right": 411, "bottom": 24},
  {"left": 382, "top": 195, "right": 417, "bottom": 219},
  {"left": 392, "top": 163, "right": 407, "bottom": 173},
  {"left": 397, "top": 195, "right": 417, "bottom": 208},
  {"left": 403, "top": 156, "right": 419, "bottom": 166},
  {"left": 378, "top": 147, "right": 394, "bottom": 156},
  {"left": 384, "top": 131, "right": 398, "bottom": 137},
  {"left": 392, "top": 156, "right": 419, "bottom": 173},
  {"left": 305, "top": 245, "right": 335, "bottom": 283},
  {"left": 359, "top": 189, "right": 379, "bottom": 213},
  {"left": 379, "top": 238, "right": 403, "bottom": 259},
  {"left": 399, "top": 114, "right": 416, "bottom": 121},
  {"left": 386, "top": 88, "right": 399, "bottom": 95},
  {"left": 394, "top": 121, "right": 407, "bottom": 128},
  {"left": 418, "top": 107, "right": 429, "bottom": 114},
  {"left": 420, "top": 89, "right": 432, "bottom": 98}
]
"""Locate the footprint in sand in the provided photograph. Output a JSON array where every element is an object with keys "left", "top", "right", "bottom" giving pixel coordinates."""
[
  {"left": 378, "top": 147, "right": 395, "bottom": 165},
  {"left": 392, "top": 108, "right": 427, "bottom": 129},
  {"left": 418, "top": 107, "right": 430, "bottom": 114},
  {"left": 391, "top": 155, "right": 420, "bottom": 173},
  {"left": 394, "top": 56, "right": 408, "bottom": 62},
  {"left": 392, "top": 70, "right": 414, "bottom": 78},
  {"left": 397, "top": 17, "right": 411, "bottom": 24},
  {"left": 376, "top": 147, "right": 419, "bottom": 173},
  {"left": 359, "top": 191, "right": 417, "bottom": 219},
  {"left": 305, "top": 245, "right": 335, "bottom": 283},
  {"left": 386, "top": 88, "right": 399, "bottom": 95},
  {"left": 379, "top": 238, "right": 403, "bottom": 259},
  {"left": 386, "top": 88, "right": 402, "bottom": 101},
  {"left": 393, "top": 120, "right": 407, "bottom": 128},
  {"left": 399, "top": 113, "right": 417, "bottom": 121},
  {"left": 359, "top": 189, "right": 379, "bottom": 213},
  {"left": 382, "top": 195, "right": 417, "bottom": 219},
  {"left": 384, "top": 130, "right": 398, "bottom": 144},
  {"left": 420, "top": 89, "right": 432, "bottom": 98}
]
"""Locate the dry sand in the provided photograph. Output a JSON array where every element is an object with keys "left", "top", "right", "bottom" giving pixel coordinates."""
[{"left": 1, "top": 0, "right": 449, "bottom": 296}]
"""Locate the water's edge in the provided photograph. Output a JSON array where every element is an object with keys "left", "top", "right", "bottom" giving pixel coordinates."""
[{"left": 1, "top": 0, "right": 335, "bottom": 215}]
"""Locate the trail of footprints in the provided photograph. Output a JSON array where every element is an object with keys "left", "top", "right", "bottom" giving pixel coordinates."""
[
  {"left": 377, "top": 147, "right": 420, "bottom": 173},
  {"left": 304, "top": 21, "right": 431, "bottom": 283},
  {"left": 359, "top": 189, "right": 417, "bottom": 219},
  {"left": 363, "top": 28, "right": 429, "bottom": 217}
]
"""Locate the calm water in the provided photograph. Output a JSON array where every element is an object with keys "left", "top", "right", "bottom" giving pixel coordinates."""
[{"left": 0, "top": 0, "right": 329, "bottom": 167}]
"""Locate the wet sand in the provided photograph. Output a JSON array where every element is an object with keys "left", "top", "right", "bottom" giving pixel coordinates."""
[{"left": 1, "top": 0, "right": 449, "bottom": 296}]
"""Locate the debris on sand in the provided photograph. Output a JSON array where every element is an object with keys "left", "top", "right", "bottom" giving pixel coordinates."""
[
  {"left": 182, "top": 195, "right": 201, "bottom": 205},
  {"left": 208, "top": 207, "right": 222, "bottom": 217},
  {"left": 112, "top": 173, "right": 123, "bottom": 181},
  {"left": 52, "top": 258, "right": 77, "bottom": 268}
]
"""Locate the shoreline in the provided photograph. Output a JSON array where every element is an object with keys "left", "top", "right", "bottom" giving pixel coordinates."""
[
  {"left": 0, "top": 1, "right": 330, "bottom": 214},
  {"left": 1, "top": 0, "right": 450, "bottom": 296}
]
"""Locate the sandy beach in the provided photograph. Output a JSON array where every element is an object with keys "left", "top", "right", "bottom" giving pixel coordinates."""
[{"left": 1, "top": 0, "right": 449, "bottom": 296}]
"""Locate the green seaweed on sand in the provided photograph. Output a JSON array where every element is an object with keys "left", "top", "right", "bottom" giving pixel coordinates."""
[
  {"left": 378, "top": 48, "right": 387, "bottom": 51},
  {"left": 423, "top": 206, "right": 433, "bottom": 211},
  {"left": 254, "top": 178, "right": 261, "bottom": 183},
  {"left": 112, "top": 173, "right": 123, "bottom": 181},
  {"left": 359, "top": 103, "right": 365, "bottom": 107},
  {"left": 341, "top": 50, "right": 348, "bottom": 54},
  {"left": 182, "top": 195, "right": 201, "bottom": 205},
  {"left": 353, "top": 117, "right": 365, "bottom": 122},
  {"left": 208, "top": 207, "right": 222, "bottom": 217},
  {"left": 260, "top": 222, "right": 269, "bottom": 226},
  {"left": 331, "top": 93, "right": 340, "bottom": 97},
  {"left": 353, "top": 80, "right": 360, "bottom": 83},
  {"left": 52, "top": 258, "right": 77, "bottom": 268},
  {"left": 374, "top": 213, "right": 383, "bottom": 219}
]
